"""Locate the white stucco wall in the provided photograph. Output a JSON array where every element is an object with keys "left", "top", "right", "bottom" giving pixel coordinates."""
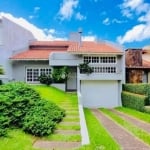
[
  {"left": 11, "top": 61, "right": 49, "bottom": 82},
  {"left": 80, "top": 80, "right": 121, "bottom": 108},
  {"left": 50, "top": 52, "right": 82, "bottom": 66},
  {"left": 0, "top": 16, "right": 36, "bottom": 82}
]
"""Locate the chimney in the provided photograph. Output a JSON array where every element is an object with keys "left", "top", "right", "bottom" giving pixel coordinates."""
[{"left": 69, "top": 28, "right": 82, "bottom": 46}]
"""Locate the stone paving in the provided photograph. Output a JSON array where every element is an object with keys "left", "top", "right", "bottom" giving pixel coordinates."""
[{"left": 91, "top": 109, "right": 150, "bottom": 150}]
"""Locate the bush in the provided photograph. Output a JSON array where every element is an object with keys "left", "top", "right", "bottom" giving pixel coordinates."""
[
  {"left": 52, "top": 67, "right": 69, "bottom": 83},
  {"left": 123, "top": 83, "right": 150, "bottom": 103},
  {"left": 0, "top": 115, "right": 10, "bottom": 136},
  {"left": 0, "top": 80, "right": 3, "bottom": 85},
  {"left": 0, "top": 82, "right": 65, "bottom": 137},
  {"left": 23, "top": 100, "right": 65, "bottom": 136},
  {"left": 38, "top": 74, "right": 52, "bottom": 85},
  {"left": 121, "top": 91, "right": 148, "bottom": 112}
]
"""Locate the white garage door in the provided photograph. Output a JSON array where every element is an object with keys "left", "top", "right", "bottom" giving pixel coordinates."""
[{"left": 81, "top": 80, "right": 119, "bottom": 108}]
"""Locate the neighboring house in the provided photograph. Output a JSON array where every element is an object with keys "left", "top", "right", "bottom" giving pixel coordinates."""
[
  {"left": 0, "top": 14, "right": 36, "bottom": 82},
  {"left": 125, "top": 48, "right": 150, "bottom": 83},
  {"left": 10, "top": 32, "right": 125, "bottom": 108}
]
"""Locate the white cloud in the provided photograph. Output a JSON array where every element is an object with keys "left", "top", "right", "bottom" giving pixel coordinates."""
[
  {"left": 117, "top": 0, "right": 150, "bottom": 44},
  {"left": 58, "top": 0, "right": 79, "bottom": 20},
  {"left": 117, "top": 24, "right": 150, "bottom": 44},
  {"left": 82, "top": 35, "right": 97, "bottom": 41},
  {"left": 102, "top": 18, "right": 110, "bottom": 25},
  {"left": 0, "top": 12, "right": 47, "bottom": 40},
  {"left": 112, "top": 18, "right": 126, "bottom": 24},
  {"left": 120, "top": 0, "right": 150, "bottom": 18},
  {"left": 34, "top": 7, "right": 40, "bottom": 13},
  {"left": 138, "top": 11, "right": 150, "bottom": 23},
  {"left": 0, "top": 12, "right": 66, "bottom": 41},
  {"left": 29, "top": 6, "right": 40, "bottom": 19},
  {"left": 76, "top": 12, "right": 86, "bottom": 20}
]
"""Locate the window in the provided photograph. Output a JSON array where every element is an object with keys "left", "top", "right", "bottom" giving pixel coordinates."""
[
  {"left": 92, "top": 67, "right": 116, "bottom": 73},
  {"left": 26, "top": 67, "right": 51, "bottom": 83},
  {"left": 84, "top": 56, "right": 91, "bottom": 63},
  {"left": 84, "top": 56, "right": 116, "bottom": 64},
  {"left": 100, "top": 57, "right": 116, "bottom": 63},
  {"left": 92, "top": 57, "right": 99, "bottom": 63}
]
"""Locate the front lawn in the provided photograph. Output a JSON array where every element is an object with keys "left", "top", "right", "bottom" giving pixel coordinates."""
[{"left": 78, "top": 108, "right": 120, "bottom": 150}]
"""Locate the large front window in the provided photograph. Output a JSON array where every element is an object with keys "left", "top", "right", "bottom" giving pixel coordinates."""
[{"left": 26, "top": 67, "right": 51, "bottom": 83}]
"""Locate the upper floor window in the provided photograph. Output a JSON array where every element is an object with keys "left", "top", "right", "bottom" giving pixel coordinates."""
[
  {"left": 84, "top": 56, "right": 91, "bottom": 63},
  {"left": 84, "top": 56, "right": 116, "bottom": 64}
]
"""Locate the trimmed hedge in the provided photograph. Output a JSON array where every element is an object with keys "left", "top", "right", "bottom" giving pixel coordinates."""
[
  {"left": 123, "top": 83, "right": 150, "bottom": 104},
  {"left": 121, "top": 91, "right": 148, "bottom": 112},
  {"left": 0, "top": 82, "right": 65, "bottom": 137}
]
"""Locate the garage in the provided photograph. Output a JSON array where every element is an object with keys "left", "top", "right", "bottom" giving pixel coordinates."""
[{"left": 81, "top": 80, "right": 121, "bottom": 108}]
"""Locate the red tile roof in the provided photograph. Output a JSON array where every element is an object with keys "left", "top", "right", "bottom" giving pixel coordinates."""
[
  {"left": 10, "top": 41, "right": 123, "bottom": 60},
  {"left": 10, "top": 50, "right": 53, "bottom": 60},
  {"left": 68, "top": 41, "right": 123, "bottom": 54}
]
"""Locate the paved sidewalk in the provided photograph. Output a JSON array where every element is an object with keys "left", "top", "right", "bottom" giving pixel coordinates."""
[
  {"left": 111, "top": 109, "right": 150, "bottom": 133},
  {"left": 91, "top": 109, "right": 150, "bottom": 150}
]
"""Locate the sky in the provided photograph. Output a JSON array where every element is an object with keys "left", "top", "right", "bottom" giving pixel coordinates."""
[{"left": 0, "top": 0, "right": 150, "bottom": 49}]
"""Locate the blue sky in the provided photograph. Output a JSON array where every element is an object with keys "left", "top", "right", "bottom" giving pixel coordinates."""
[{"left": 0, "top": 0, "right": 150, "bottom": 49}]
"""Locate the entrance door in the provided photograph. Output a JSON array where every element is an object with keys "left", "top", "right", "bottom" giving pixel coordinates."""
[{"left": 66, "top": 67, "right": 77, "bottom": 91}]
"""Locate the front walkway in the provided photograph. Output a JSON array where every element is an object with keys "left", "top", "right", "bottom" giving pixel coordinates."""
[{"left": 91, "top": 109, "right": 150, "bottom": 150}]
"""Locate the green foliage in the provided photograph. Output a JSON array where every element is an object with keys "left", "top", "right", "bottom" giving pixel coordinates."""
[
  {"left": 38, "top": 74, "right": 52, "bottom": 85},
  {"left": 0, "top": 82, "right": 65, "bottom": 137},
  {"left": 0, "top": 65, "right": 4, "bottom": 75},
  {"left": 52, "top": 66, "right": 69, "bottom": 83},
  {"left": 0, "top": 80, "right": 3, "bottom": 85},
  {"left": 23, "top": 100, "right": 65, "bottom": 136},
  {"left": 0, "top": 115, "right": 10, "bottom": 136},
  {"left": 123, "top": 83, "right": 150, "bottom": 104},
  {"left": 79, "top": 62, "right": 93, "bottom": 74},
  {"left": 83, "top": 108, "right": 120, "bottom": 150},
  {"left": 121, "top": 91, "right": 148, "bottom": 112}
]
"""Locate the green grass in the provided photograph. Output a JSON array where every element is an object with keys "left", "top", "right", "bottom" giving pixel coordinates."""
[
  {"left": 34, "top": 85, "right": 81, "bottom": 143},
  {"left": 33, "top": 85, "right": 78, "bottom": 106},
  {"left": 0, "top": 129, "right": 39, "bottom": 150},
  {"left": 101, "top": 108, "right": 150, "bottom": 146},
  {"left": 116, "top": 107, "right": 150, "bottom": 123},
  {"left": 0, "top": 85, "right": 80, "bottom": 150},
  {"left": 56, "top": 124, "right": 80, "bottom": 130},
  {"left": 78, "top": 108, "right": 120, "bottom": 150},
  {"left": 43, "top": 134, "right": 81, "bottom": 142}
]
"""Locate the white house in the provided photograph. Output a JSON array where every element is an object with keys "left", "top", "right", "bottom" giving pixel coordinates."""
[
  {"left": 10, "top": 32, "right": 125, "bottom": 108},
  {"left": 0, "top": 14, "right": 36, "bottom": 82}
]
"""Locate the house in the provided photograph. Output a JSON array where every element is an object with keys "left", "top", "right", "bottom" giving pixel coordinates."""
[
  {"left": 0, "top": 14, "right": 36, "bottom": 82},
  {"left": 125, "top": 48, "right": 150, "bottom": 83},
  {"left": 10, "top": 32, "right": 125, "bottom": 108}
]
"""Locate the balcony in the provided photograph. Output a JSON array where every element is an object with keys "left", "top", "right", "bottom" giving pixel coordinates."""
[
  {"left": 79, "top": 72, "right": 123, "bottom": 80},
  {"left": 49, "top": 52, "right": 82, "bottom": 66}
]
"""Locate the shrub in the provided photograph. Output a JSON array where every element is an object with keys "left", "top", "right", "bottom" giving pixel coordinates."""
[
  {"left": 52, "top": 67, "right": 69, "bottom": 83},
  {"left": 123, "top": 83, "right": 150, "bottom": 103},
  {"left": 0, "top": 80, "right": 3, "bottom": 85},
  {"left": 23, "top": 100, "right": 65, "bottom": 136},
  {"left": 79, "top": 62, "right": 93, "bottom": 74},
  {"left": 38, "top": 74, "right": 52, "bottom": 85},
  {"left": 0, "top": 115, "right": 10, "bottom": 136},
  {"left": 0, "top": 82, "right": 65, "bottom": 137},
  {"left": 121, "top": 91, "right": 148, "bottom": 112}
]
